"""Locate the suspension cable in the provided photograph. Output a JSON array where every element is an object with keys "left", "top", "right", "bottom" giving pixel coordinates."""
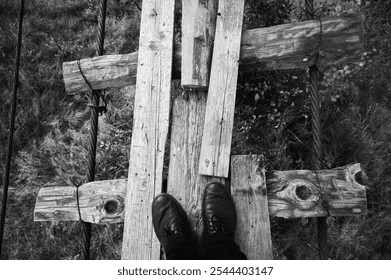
[
  {"left": 80, "top": 0, "right": 108, "bottom": 260},
  {"left": 0, "top": 0, "right": 25, "bottom": 258},
  {"left": 305, "top": 0, "right": 329, "bottom": 260}
]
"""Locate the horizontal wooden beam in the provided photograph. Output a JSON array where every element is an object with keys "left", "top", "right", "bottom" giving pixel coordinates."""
[
  {"left": 63, "top": 13, "right": 363, "bottom": 95},
  {"left": 267, "top": 163, "right": 367, "bottom": 218},
  {"left": 34, "top": 179, "right": 126, "bottom": 223},
  {"left": 34, "top": 163, "right": 367, "bottom": 223}
]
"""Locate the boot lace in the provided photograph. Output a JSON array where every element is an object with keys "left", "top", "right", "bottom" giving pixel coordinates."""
[{"left": 207, "top": 215, "right": 227, "bottom": 235}]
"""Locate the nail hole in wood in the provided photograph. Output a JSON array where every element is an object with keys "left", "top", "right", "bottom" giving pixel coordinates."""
[
  {"left": 296, "top": 185, "right": 311, "bottom": 200},
  {"left": 104, "top": 200, "right": 119, "bottom": 214}
]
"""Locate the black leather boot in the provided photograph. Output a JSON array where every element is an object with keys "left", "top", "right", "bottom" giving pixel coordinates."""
[
  {"left": 200, "top": 182, "right": 247, "bottom": 260},
  {"left": 202, "top": 182, "right": 236, "bottom": 238},
  {"left": 152, "top": 193, "right": 198, "bottom": 259}
]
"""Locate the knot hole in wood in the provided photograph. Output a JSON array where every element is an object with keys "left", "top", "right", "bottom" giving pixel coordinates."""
[
  {"left": 295, "top": 185, "right": 312, "bottom": 200},
  {"left": 104, "top": 199, "right": 120, "bottom": 215}
]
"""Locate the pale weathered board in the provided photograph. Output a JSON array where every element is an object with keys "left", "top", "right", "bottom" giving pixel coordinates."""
[
  {"left": 267, "top": 163, "right": 367, "bottom": 218},
  {"left": 121, "top": 0, "right": 175, "bottom": 260},
  {"left": 181, "top": 0, "right": 217, "bottom": 88},
  {"left": 231, "top": 155, "right": 273, "bottom": 260},
  {"left": 34, "top": 164, "right": 367, "bottom": 223},
  {"left": 166, "top": 90, "right": 226, "bottom": 240},
  {"left": 62, "top": 14, "right": 363, "bottom": 95},
  {"left": 34, "top": 179, "right": 126, "bottom": 223},
  {"left": 198, "top": 0, "right": 245, "bottom": 178}
]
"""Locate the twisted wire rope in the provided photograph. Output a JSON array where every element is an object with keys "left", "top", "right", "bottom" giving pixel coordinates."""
[
  {"left": 80, "top": 0, "right": 108, "bottom": 260},
  {"left": 0, "top": 0, "right": 25, "bottom": 258},
  {"left": 305, "top": 0, "right": 329, "bottom": 260}
]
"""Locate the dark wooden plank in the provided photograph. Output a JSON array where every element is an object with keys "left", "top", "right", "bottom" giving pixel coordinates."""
[{"left": 181, "top": 0, "right": 217, "bottom": 88}]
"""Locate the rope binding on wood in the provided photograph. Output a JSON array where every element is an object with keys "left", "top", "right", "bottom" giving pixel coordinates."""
[
  {"left": 302, "top": 1, "right": 324, "bottom": 75},
  {"left": 76, "top": 184, "right": 83, "bottom": 222},
  {"left": 77, "top": 59, "right": 108, "bottom": 115}
]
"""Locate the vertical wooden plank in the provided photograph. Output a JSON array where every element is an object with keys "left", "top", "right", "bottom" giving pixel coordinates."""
[
  {"left": 167, "top": 89, "right": 225, "bottom": 239},
  {"left": 181, "top": 0, "right": 218, "bottom": 88},
  {"left": 121, "top": 0, "right": 175, "bottom": 260},
  {"left": 231, "top": 155, "right": 273, "bottom": 260},
  {"left": 198, "top": 0, "right": 245, "bottom": 178}
]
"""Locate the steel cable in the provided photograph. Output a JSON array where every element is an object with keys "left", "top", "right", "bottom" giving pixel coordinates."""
[
  {"left": 0, "top": 0, "right": 25, "bottom": 258},
  {"left": 305, "top": 0, "right": 329, "bottom": 260},
  {"left": 80, "top": 0, "right": 108, "bottom": 260}
]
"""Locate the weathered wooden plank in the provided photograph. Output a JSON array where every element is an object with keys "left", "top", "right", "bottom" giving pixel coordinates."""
[
  {"left": 231, "top": 155, "right": 273, "bottom": 260},
  {"left": 240, "top": 13, "right": 363, "bottom": 72},
  {"left": 267, "top": 163, "right": 367, "bottom": 218},
  {"left": 63, "top": 54, "right": 138, "bottom": 95},
  {"left": 62, "top": 14, "right": 363, "bottom": 95},
  {"left": 166, "top": 90, "right": 226, "bottom": 240},
  {"left": 198, "top": 0, "right": 245, "bottom": 178},
  {"left": 181, "top": 0, "right": 217, "bottom": 88},
  {"left": 34, "top": 164, "right": 367, "bottom": 223},
  {"left": 34, "top": 179, "right": 126, "bottom": 223},
  {"left": 121, "top": 0, "right": 175, "bottom": 260}
]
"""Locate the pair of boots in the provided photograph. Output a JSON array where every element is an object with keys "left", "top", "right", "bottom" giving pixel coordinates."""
[{"left": 152, "top": 182, "right": 247, "bottom": 260}]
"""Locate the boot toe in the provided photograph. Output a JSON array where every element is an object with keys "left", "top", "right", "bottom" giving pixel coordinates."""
[
  {"left": 202, "top": 182, "right": 236, "bottom": 237},
  {"left": 152, "top": 193, "right": 190, "bottom": 246}
]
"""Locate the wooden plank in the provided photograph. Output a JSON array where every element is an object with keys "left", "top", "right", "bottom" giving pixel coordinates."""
[
  {"left": 267, "top": 163, "right": 367, "bottom": 218},
  {"left": 240, "top": 13, "right": 363, "bottom": 72},
  {"left": 63, "top": 54, "right": 138, "bottom": 95},
  {"left": 231, "top": 155, "right": 273, "bottom": 260},
  {"left": 181, "top": 0, "right": 218, "bottom": 88},
  {"left": 121, "top": 0, "right": 175, "bottom": 260},
  {"left": 62, "top": 14, "right": 363, "bottom": 95},
  {"left": 198, "top": 0, "right": 245, "bottom": 178},
  {"left": 34, "top": 179, "right": 126, "bottom": 223},
  {"left": 166, "top": 89, "right": 226, "bottom": 240},
  {"left": 34, "top": 164, "right": 367, "bottom": 223}
]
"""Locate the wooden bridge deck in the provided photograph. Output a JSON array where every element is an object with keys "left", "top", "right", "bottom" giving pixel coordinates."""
[
  {"left": 167, "top": 92, "right": 272, "bottom": 259},
  {"left": 34, "top": 88, "right": 367, "bottom": 259},
  {"left": 34, "top": 0, "right": 367, "bottom": 260}
]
